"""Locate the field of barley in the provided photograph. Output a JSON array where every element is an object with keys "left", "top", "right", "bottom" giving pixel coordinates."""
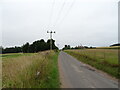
[
  {"left": 2, "top": 51, "right": 60, "bottom": 88},
  {"left": 65, "top": 49, "right": 119, "bottom": 79}
]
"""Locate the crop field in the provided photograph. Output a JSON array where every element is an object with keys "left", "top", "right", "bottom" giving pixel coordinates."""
[
  {"left": 2, "top": 51, "right": 60, "bottom": 88},
  {"left": 65, "top": 49, "right": 119, "bottom": 79},
  {"left": 1, "top": 53, "right": 34, "bottom": 59},
  {"left": 96, "top": 46, "right": 120, "bottom": 49}
]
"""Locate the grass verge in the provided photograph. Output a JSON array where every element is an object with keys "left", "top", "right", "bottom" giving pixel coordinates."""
[
  {"left": 65, "top": 49, "right": 119, "bottom": 79},
  {"left": 2, "top": 51, "right": 60, "bottom": 88}
]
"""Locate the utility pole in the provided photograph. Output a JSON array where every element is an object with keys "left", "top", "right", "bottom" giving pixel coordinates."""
[{"left": 47, "top": 31, "right": 55, "bottom": 50}]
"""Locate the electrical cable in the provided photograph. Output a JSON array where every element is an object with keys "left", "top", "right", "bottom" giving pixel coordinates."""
[
  {"left": 52, "top": 0, "right": 66, "bottom": 28},
  {"left": 55, "top": 0, "right": 76, "bottom": 28},
  {"left": 48, "top": 0, "right": 55, "bottom": 29}
]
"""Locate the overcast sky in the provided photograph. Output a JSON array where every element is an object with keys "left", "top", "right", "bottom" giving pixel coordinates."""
[{"left": 0, "top": 0, "right": 119, "bottom": 49}]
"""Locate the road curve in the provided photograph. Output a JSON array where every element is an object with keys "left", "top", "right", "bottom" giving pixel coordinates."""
[{"left": 58, "top": 51, "right": 118, "bottom": 88}]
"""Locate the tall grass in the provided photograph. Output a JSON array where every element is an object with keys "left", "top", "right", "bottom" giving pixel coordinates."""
[
  {"left": 65, "top": 49, "right": 119, "bottom": 79},
  {"left": 2, "top": 51, "right": 60, "bottom": 88}
]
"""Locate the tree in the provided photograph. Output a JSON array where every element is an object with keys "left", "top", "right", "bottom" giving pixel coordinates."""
[
  {"left": 22, "top": 42, "right": 29, "bottom": 53},
  {"left": 0, "top": 46, "right": 3, "bottom": 54},
  {"left": 2, "top": 46, "right": 22, "bottom": 54},
  {"left": 2, "top": 39, "right": 58, "bottom": 54},
  {"left": 47, "top": 39, "right": 58, "bottom": 50},
  {"left": 29, "top": 39, "right": 48, "bottom": 52},
  {"left": 29, "top": 44, "right": 34, "bottom": 53},
  {"left": 39, "top": 39, "right": 48, "bottom": 51},
  {"left": 110, "top": 43, "right": 120, "bottom": 47},
  {"left": 63, "top": 45, "right": 71, "bottom": 50}
]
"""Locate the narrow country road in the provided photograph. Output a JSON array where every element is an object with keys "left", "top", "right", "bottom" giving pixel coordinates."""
[{"left": 58, "top": 51, "right": 118, "bottom": 88}]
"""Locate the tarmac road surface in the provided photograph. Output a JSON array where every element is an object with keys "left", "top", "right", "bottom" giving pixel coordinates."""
[{"left": 58, "top": 51, "right": 118, "bottom": 88}]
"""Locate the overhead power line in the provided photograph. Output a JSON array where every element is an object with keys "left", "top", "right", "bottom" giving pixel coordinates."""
[
  {"left": 48, "top": 0, "right": 56, "bottom": 29},
  {"left": 54, "top": 0, "right": 76, "bottom": 28},
  {"left": 47, "top": 0, "right": 75, "bottom": 29},
  {"left": 52, "top": 0, "right": 66, "bottom": 28}
]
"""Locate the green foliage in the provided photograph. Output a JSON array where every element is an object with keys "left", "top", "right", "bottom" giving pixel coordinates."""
[
  {"left": 2, "top": 47, "right": 22, "bottom": 54},
  {"left": 0, "top": 46, "right": 3, "bottom": 54},
  {"left": 47, "top": 39, "right": 58, "bottom": 50},
  {"left": 22, "top": 39, "right": 58, "bottom": 53},
  {"left": 63, "top": 45, "right": 71, "bottom": 50},
  {"left": 22, "top": 43, "right": 29, "bottom": 53},
  {"left": 2, "top": 39, "right": 58, "bottom": 54},
  {"left": 110, "top": 43, "right": 120, "bottom": 47}
]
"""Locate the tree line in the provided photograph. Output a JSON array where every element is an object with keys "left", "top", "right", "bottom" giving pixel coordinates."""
[
  {"left": 110, "top": 43, "right": 120, "bottom": 47},
  {"left": 62, "top": 43, "right": 120, "bottom": 50},
  {"left": 62, "top": 45, "right": 95, "bottom": 50},
  {"left": 1, "top": 39, "right": 58, "bottom": 54}
]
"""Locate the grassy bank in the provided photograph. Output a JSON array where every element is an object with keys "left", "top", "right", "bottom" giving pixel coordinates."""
[
  {"left": 2, "top": 51, "right": 60, "bottom": 88},
  {"left": 65, "top": 49, "right": 119, "bottom": 79}
]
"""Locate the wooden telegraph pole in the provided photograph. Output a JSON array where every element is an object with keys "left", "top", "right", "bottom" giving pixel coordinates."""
[{"left": 47, "top": 31, "right": 55, "bottom": 50}]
